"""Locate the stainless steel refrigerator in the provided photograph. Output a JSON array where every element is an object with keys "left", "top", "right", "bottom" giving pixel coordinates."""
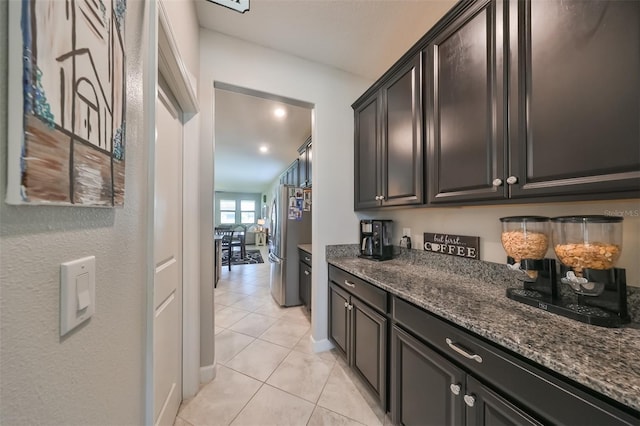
[{"left": 269, "top": 184, "right": 312, "bottom": 306}]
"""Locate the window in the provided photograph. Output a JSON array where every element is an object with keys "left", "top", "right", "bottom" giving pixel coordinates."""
[
  {"left": 216, "top": 194, "right": 260, "bottom": 226},
  {"left": 220, "top": 200, "right": 236, "bottom": 224},
  {"left": 241, "top": 200, "right": 256, "bottom": 224}
]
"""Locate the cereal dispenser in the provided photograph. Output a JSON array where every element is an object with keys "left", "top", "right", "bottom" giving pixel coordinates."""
[
  {"left": 500, "top": 215, "right": 629, "bottom": 327},
  {"left": 551, "top": 216, "right": 623, "bottom": 294},
  {"left": 500, "top": 216, "right": 559, "bottom": 302}
]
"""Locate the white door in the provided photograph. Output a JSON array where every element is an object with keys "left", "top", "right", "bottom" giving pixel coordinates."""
[{"left": 153, "top": 84, "right": 183, "bottom": 426}]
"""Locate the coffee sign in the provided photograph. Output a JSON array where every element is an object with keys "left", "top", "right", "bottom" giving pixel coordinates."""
[{"left": 423, "top": 233, "right": 480, "bottom": 260}]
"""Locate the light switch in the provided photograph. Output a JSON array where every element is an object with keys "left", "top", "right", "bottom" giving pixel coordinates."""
[
  {"left": 60, "top": 256, "right": 95, "bottom": 336},
  {"left": 76, "top": 273, "right": 90, "bottom": 310}
]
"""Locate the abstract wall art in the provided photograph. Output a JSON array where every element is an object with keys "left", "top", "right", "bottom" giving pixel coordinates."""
[{"left": 6, "top": 0, "right": 127, "bottom": 206}]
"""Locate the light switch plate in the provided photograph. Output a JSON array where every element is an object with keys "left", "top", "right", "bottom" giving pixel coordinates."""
[{"left": 60, "top": 256, "right": 96, "bottom": 336}]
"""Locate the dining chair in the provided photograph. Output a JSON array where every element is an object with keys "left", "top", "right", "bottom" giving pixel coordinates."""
[
  {"left": 215, "top": 227, "right": 235, "bottom": 271},
  {"left": 231, "top": 224, "right": 247, "bottom": 259}
]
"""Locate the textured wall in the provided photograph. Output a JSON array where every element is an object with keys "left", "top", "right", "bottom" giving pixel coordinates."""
[{"left": 0, "top": 1, "right": 149, "bottom": 424}]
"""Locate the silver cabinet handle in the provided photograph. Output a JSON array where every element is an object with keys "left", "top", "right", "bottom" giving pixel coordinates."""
[
  {"left": 450, "top": 383, "right": 461, "bottom": 396},
  {"left": 344, "top": 280, "right": 356, "bottom": 288},
  {"left": 304, "top": 257, "right": 311, "bottom": 262},
  {"left": 492, "top": 178, "right": 503, "bottom": 187},
  {"left": 304, "top": 270, "right": 310, "bottom": 276},
  {"left": 506, "top": 176, "right": 518, "bottom": 185},
  {"left": 464, "top": 394, "right": 475, "bottom": 407},
  {"left": 445, "top": 338, "right": 483, "bottom": 363},
  {"left": 347, "top": 304, "right": 353, "bottom": 311},
  {"left": 379, "top": 195, "right": 385, "bottom": 201},
  {"left": 344, "top": 301, "right": 349, "bottom": 308}
]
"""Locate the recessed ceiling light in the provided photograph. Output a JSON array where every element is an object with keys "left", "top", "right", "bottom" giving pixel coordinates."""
[
  {"left": 259, "top": 145, "right": 268, "bottom": 153},
  {"left": 274, "top": 108, "right": 286, "bottom": 118}
]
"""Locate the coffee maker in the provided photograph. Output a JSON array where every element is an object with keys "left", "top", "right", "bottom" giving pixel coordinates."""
[
  {"left": 359, "top": 220, "right": 394, "bottom": 260},
  {"left": 500, "top": 215, "right": 629, "bottom": 327}
]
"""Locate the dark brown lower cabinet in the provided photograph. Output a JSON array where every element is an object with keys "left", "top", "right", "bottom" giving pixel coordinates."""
[
  {"left": 299, "top": 262, "right": 311, "bottom": 310},
  {"left": 329, "top": 284, "right": 349, "bottom": 357},
  {"left": 391, "top": 325, "right": 464, "bottom": 425},
  {"left": 298, "top": 249, "right": 312, "bottom": 311},
  {"left": 392, "top": 324, "right": 544, "bottom": 426},
  {"left": 328, "top": 282, "right": 387, "bottom": 406},
  {"left": 465, "top": 376, "right": 541, "bottom": 426},
  {"left": 391, "top": 296, "right": 638, "bottom": 426},
  {"left": 351, "top": 298, "right": 387, "bottom": 401}
]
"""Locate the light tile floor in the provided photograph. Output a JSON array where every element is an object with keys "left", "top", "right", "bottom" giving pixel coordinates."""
[{"left": 175, "top": 246, "right": 388, "bottom": 426}]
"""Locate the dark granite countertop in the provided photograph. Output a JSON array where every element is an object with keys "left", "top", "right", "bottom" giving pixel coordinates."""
[
  {"left": 298, "top": 244, "right": 312, "bottom": 255},
  {"left": 326, "top": 245, "right": 640, "bottom": 413}
]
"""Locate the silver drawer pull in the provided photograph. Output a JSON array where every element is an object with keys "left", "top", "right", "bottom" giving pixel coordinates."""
[
  {"left": 445, "top": 338, "right": 483, "bottom": 363},
  {"left": 304, "top": 270, "right": 310, "bottom": 276},
  {"left": 344, "top": 280, "right": 356, "bottom": 288},
  {"left": 305, "top": 257, "right": 311, "bottom": 261}
]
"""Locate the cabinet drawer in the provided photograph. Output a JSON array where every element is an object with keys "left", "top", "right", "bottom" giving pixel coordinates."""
[
  {"left": 392, "top": 296, "right": 637, "bottom": 425},
  {"left": 329, "top": 265, "right": 387, "bottom": 313},
  {"left": 299, "top": 249, "right": 312, "bottom": 266}
]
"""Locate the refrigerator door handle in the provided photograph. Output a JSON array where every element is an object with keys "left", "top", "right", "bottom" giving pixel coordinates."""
[{"left": 269, "top": 252, "right": 281, "bottom": 264}]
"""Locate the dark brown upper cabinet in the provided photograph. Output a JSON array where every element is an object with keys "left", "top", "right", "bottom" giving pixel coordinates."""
[
  {"left": 356, "top": 0, "right": 639, "bottom": 208},
  {"left": 354, "top": 54, "right": 423, "bottom": 210},
  {"left": 428, "top": 0, "right": 640, "bottom": 204},
  {"left": 298, "top": 136, "right": 312, "bottom": 188},
  {"left": 427, "top": 0, "right": 506, "bottom": 203},
  {"left": 507, "top": 0, "right": 640, "bottom": 199}
]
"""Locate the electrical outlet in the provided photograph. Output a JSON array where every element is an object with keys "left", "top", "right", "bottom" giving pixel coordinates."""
[{"left": 402, "top": 228, "right": 411, "bottom": 237}]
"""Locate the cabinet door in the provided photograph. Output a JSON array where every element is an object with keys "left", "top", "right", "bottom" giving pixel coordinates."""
[
  {"left": 298, "top": 151, "right": 308, "bottom": 187},
  {"left": 508, "top": 0, "right": 640, "bottom": 198},
  {"left": 306, "top": 142, "right": 312, "bottom": 187},
  {"left": 329, "top": 283, "right": 350, "bottom": 359},
  {"left": 351, "top": 298, "right": 387, "bottom": 405},
  {"left": 465, "top": 376, "right": 542, "bottom": 426},
  {"left": 354, "top": 95, "right": 381, "bottom": 209},
  {"left": 428, "top": 0, "right": 507, "bottom": 203},
  {"left": 292, "top": 159, "right": 300, "bottom": 186},
  {"left": 380, "top": 54, "right": 423, "bottom": 206},
  {"left": 391, "top": 325, "right": 465, "bottom": 426},
  {"left": 299, "top": 261, "right": 311, "bottom": 310}
]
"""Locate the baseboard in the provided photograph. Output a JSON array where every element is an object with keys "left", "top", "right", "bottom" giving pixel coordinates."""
[
  {"left": 311, "top": 336, "right": 334, "bottom": 353},
  {"left": 199, "top": 363, "right": 216, "bottom": 384}
]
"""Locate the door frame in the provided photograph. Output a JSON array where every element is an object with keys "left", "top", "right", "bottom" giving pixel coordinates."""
[{"left": 145, "top": 1, "right": 199, "bottom": 424}]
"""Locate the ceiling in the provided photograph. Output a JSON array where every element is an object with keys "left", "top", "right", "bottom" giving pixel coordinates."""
[
  {"left": 201, "top": 0, "right": 457, "bottom": 193},
  {"left": 214, "top": 88, "right": 312, "bottom": 192}
]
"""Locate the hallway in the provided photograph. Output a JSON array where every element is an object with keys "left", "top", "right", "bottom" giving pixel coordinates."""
[{"left": 175, "top": 247, "right": 386, "bottom": 426}]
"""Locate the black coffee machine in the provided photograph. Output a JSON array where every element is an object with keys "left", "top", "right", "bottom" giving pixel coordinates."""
[
  {"left": 360, "top": 220, "right": 394, "bottom": 260},
  {"left": 500, "top": 216, "right": 629, "bottom": 328}
]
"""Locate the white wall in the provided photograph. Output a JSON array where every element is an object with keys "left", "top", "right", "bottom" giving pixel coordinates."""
[
  {"left": 361, "top": 198, "right": 640, "bottom": 286},
  {"left": 0, "top": 1, "right": 149, "bottom": 423},
  {"left": 199, "top": 29, "right": 371, "bottom": 352},
  {"left": 161, "top": 0, "right": 200, "bottom": 83}
]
